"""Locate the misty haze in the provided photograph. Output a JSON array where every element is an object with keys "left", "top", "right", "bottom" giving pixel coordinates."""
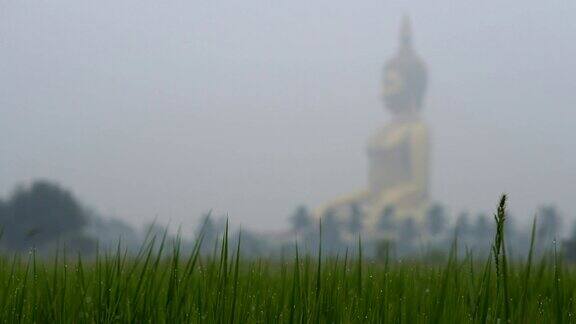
[
  {"left": 3, "top": 1, "right": 576, "bottom": 234},
  {"left": 1, "top": 1, "right": 576, "bottom": 322}
]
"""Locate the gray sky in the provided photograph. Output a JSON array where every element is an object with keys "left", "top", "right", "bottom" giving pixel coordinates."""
[{"left": 2, "top": 0, "right": 576, "bottom": 233}]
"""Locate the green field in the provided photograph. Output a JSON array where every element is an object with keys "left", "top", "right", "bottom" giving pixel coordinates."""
[{"left": 0, "top": 195, "right": 573, "bottom": 323}]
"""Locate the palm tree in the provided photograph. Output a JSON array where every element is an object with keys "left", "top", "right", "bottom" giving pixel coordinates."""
[
  {"left": 348, "top": 203, "right": 363, "bottom": 235},
  {"left": 426, "top": 203, "right": 447, "bottom": 237},
  {"left": 290, "top": 205, "right": 312, "bottom": 233}
]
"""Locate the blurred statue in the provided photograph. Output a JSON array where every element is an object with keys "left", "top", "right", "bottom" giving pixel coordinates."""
[{"left": 315, "top": 16, "right": 431, "bottom": 241}]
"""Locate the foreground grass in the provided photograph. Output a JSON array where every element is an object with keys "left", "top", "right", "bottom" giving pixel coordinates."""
[{"left": 0, "top": 195, "right": 575, "bottom": 323}]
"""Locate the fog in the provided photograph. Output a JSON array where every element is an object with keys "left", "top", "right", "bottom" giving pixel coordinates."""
[{"left": 2, "top": 0, "right": 576, "bottom": 233}]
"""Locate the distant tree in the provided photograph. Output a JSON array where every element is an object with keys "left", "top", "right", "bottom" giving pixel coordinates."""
[
  {"left": 503, "top": 211, "right": 518, "bottom": 243},
  {"left": 0, "top": 180, "right": 91, "bottom": 251},
  {"left": 538, "top": 205, "right": 561, "bottom": 242},
  {"left": 84, "top": 210, "right": 140, "bottom": 252},
  {"left": 426, "top": 203, "right": 447, "bottom": 237},
  {"left": 570, "top": 220, "right": 576, "bottom": 241},
  {"left": 289, "top": 205, "right": 312, "bottom": 233},
  {"left": 378, "top": 205, "right": 396, "bottom": 233},
  {"left": 232, "top": 229, "right": 266, "bottom": 257},
  {"left": 455, "top": 212, "right": 472, "bottom": 239},
  {"left": 195, "top": 212, "right": 219, "bottom": 254},
  {"left": 321, "top": 208, "right": 342, "bottom": 253},
  {"left": 399, "top": 217, "right": 418, "bottom": 244},
  {"left": 0, "top": 199, "right": 6, "bottom": 227},
  {"left": 348, "top": 203, "right": 363, "bottom": 235},
  {"left": 143, "top": 222, "right": 169, "bottom": 239},
  {"left": 563, "top": 220, "right": 576, "bottom": 262},
  {"left": 473, "top": 213, "right": 492, "bottom": 243},
  {"left": 375, "top": 239, "right": 395, "bottom": 261}
]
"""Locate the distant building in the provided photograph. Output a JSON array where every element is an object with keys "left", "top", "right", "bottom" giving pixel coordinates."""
[{"left": 316, "top": 16, "right": 431, "bottom": 241}]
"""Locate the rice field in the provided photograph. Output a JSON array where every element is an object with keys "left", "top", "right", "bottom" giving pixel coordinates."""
[{"left": 0, "top": 195, "right": 574, "bottom": 323}]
